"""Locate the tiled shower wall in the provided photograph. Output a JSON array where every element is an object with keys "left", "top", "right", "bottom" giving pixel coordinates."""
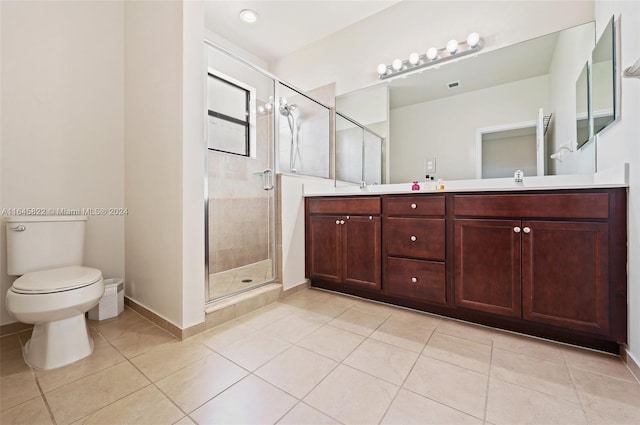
[{"left": 208, "top": 113, "right": 274, "bottom": 274}]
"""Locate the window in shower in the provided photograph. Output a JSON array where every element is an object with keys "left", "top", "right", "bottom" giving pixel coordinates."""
[
  {"left": 206, "top": 46, "right": 276, "bottom": 303},
  {"left": 207, "top": 71, "right": 256, "bottom": 157}
]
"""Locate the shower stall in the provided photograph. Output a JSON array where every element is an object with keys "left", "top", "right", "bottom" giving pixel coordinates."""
[{"left": 205, "top": 42, "right": 330, "bottom": 302}]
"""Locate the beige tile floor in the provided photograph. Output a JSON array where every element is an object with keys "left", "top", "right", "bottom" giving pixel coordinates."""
[
  {"left": 1, "top": 288, "right": 639, "bottom": 425},
  {"left": 209, "top": 260, "right": 273, "bottom": 301}
]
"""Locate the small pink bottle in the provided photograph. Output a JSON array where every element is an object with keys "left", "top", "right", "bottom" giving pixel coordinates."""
[{"left": 411, "top": 181, "right": 420, "bottom": 191}]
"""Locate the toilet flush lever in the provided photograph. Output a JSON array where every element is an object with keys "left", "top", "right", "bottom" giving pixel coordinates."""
[{"left": 9, "top": 225, "right": 26, "bottom": 232}]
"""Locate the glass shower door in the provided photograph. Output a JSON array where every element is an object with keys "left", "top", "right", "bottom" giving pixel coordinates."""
[{"left": 206, "top": 46, "right": 277, "bottom": 302}]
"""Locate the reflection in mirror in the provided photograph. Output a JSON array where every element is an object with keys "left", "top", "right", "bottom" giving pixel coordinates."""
[
  {"left": 277, "top": 83, "right": 330, "bottom": 178},
  {"left": 335, "top": 112, "right": 383, "bottom": 185},
  {"left": 336, "top": 22, "right": 595, "bottom": 182},
  {"left": 592, "top": 16, "right": 616, "bottom": 135},
  {"left": 576, "top": 62, "right": 590, "bottom": 149}
]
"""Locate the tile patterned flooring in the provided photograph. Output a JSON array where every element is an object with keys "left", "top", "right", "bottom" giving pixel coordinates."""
[
  {"left": 1, "top": 288, "right": 639, "bottom": 425},
  {"left": 208, "top": 260, "right": 273, "bottom": 301}
]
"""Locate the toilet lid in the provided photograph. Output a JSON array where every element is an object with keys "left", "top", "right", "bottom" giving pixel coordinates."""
[{"left": 12, "top": 266, "right": 102, "bottom": 294}]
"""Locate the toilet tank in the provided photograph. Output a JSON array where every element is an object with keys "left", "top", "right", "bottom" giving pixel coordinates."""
[{"left": 5, "top": 215, "right": 88, "bottom": 275}]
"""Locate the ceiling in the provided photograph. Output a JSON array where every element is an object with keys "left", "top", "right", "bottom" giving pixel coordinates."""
[{"left": 204, "top": 0, "right": 402, "bottom": 62}]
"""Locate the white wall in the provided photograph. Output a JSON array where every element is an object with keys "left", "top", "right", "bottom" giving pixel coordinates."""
[
  {"left": 0, "top": 0, "right": 125, "bottom": 325},
  {"left": 124, "top": 0, "right": 205, "bottom": 329},
  {"left": 594, "top": 0, "right": 640, "bottom": 367},
  {"left": 181, "top": 0, "right": 206, "bottom": 329},
  {"left": 271, "top": 1, "right": 594, "bottom": 96},
  {"left": 547, "top": 22, "right": 596, "bottom": 175},
  {"left": 390, "top": 76, "right": 549, "bottom": 182}
]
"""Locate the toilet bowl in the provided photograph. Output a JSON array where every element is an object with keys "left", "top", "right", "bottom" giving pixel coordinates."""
[
  {"left": 6, "top": 266, "right": 104, "bottom": 370},
  {"left": 4, "top": 215, "right": 104, "bottom": 370}
]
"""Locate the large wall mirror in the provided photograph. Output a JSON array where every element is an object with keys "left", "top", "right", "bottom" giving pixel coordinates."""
[
  {"left": 592, "top": 16, "right": 616, "bottom": 135},
  {"left": 336, "top": 22, "right": 596, "bottom": 183},
  {"left": 575, "top": 62, "right": 590, "bottom": 149}
]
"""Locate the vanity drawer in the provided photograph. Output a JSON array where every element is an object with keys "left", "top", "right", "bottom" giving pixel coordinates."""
[
  {"left": 384, "top": 195, "right": 445, "bottom": 217},
  {"left": 385, "top": 217, "right": 445, "bottom": 260},
  {"left": 307, "top": 196, "right": 381, "bottom": 215},
  {"left": 453, "top": 192, "right": 609, "bottom": 219},
  {"left": 386, "top": 257, "right": 446, "bottom": 305}
]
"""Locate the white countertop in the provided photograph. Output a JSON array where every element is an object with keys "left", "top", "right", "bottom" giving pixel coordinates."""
[{"left": 303, "top": 164, "right": 629, "bottom": 197}]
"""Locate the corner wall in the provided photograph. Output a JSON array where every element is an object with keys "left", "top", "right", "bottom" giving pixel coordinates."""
[
  {"left": 124, "top": 0, "right": 205, "bottom": 329},
  {"left": 594, "top": 0, "right": 640, "bottom": 368}
]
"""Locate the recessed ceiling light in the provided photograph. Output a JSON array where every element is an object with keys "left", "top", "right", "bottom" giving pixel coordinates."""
[{"left": 239, "top": 9, "right": 258, "bottom": 24}]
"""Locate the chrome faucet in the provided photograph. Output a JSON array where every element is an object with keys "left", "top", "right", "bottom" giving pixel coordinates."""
[
  {"left": 514, "top": 170, "right": 524, "bottom": 183},
  {"left": 360, "top": 181, "right": 367, "bottom": 189}
]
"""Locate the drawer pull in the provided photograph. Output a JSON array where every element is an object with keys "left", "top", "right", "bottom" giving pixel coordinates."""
[
  {"left": 411, "top": 277, "right": 418, "bottom": 283},
  {"left": 411, "top": 203, "right": 417, "bottom": 209},
  {"left": 336, "top": 220, "right": 340, "bottom": 225},
  {"left": 369, "top": 216, "right": 373, "bottom": 220},
  {"left": 410, "top": 235, "right": 417, "bottom": 242},
  {"left": 514, "top": 226, "right": 521, "bottom": 233},
  {"left": 340, "top": 220, "right": 345, "bottom": 225},
  {"left": 523, "top": 227, "right": 531, "bottom": 234}
]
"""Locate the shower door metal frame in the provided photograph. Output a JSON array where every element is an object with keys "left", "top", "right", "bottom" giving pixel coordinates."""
[
  {"left": 204, "top": 42, "right": 277, "bottom": 304},
  {"left": 203, "top": 39, "right": 332, "bottom": 304}
]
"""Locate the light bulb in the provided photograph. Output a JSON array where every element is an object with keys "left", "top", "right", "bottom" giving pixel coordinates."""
[
  {"left": 279, "top": 97, "right": 287, "bottom": 106},
  {"left": 426, "top": 47, "right": 438, "bottom": 60},
  {"left": 467, "top": 32, "right": 480, "bottom": 48},
  {"left": 239, "top": 9, "right": 258, "bottom": 24},
  {"left": 376, "top": 63, "right": 388, "bottom": 76},
  {"left": 265, "top": 103, "right": 272, "bottom": 111},
  {"left": 446, "top": 39, "right": 458, "bottom": 54},
  {"left": 408, "top": 52, "right": 420, "bottom": 65},
  {"left": 257, "top": 105, "right": 265, "bottom": 114},
  {"left": 392, "top": 59, "right": 403, "bottom": 71}
]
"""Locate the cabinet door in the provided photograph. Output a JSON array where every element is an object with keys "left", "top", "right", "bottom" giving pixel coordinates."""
[
  {"left": 522, "top": 220, "right": 610, "bottom": 335},
  {"left": 343, "top": 216, "right": 381, "bottom": 291},
  {"left": 455, "top": 219, "right": 522, "bottom": 317},
  {"left": 307, "top": 215, "right": 342, "bottom": 283}
]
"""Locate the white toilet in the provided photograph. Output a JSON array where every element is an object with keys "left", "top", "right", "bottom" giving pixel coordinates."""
[{"left": 5, "top": 215, "right": 104, "bottom": 370}]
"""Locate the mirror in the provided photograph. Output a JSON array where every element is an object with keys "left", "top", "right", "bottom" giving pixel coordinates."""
[
  {"left": 592, "top": 16, "right": 616, "bottom": 135},
  {"left": 335, "top": 112, "right": 383, "bottom": 185},
  {"left": 336, "top": 22, "right": 596, "bottom": 183},
  {"left": 576, "top": 62, "right": 590, "bottom": 148}
]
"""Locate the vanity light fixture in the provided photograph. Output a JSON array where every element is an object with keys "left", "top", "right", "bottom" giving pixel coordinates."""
[
  {"left": 377, "top": 32, "right": 484, "bottom": 79},
  {"left": 239, "top": 9, "right": 259, "bottom": 24}
]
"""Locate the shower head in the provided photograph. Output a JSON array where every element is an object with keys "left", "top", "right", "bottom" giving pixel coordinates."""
[
  {"left": 278, "top": 97, "right": 297, "bottom": 116},
  {"left": 279, "top": 103, "right": 297, "bottom": 116}
]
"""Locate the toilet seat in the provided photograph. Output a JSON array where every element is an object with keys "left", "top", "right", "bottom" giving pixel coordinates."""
[{"left": 12, "top": 266, "right": 102, "bottom": 294}]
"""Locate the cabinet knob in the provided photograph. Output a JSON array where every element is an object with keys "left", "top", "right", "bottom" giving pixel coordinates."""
[
  {"left": 346, "top": 215, "right": 350, "bottom": 220},
  {"left": 514, "top": 226, "right": 521, "bottom": 233},
  {"left": 411, "top": 203, "right": 417, "bottom": 209},
  {"left": 340, "top": 220, "right": 345, "bottom": 225},
  {"left": 411, "top": 277, "right": 418, "bottom": 283},
  {"left": 410, "top": 235, "right": 417, "bottom": 242},
  {"left": 369, "top": 216, "right": 373, "bottom": 220},
  {"left": 336, "top": 220, "right": 340, "bottom": 225},
  {"left": 523, "top": 227, "right": 531, "bottom": 234}
]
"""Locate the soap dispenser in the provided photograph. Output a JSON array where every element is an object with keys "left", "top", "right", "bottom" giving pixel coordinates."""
[{"left": 411, "top": 181, "right": 420, "bottom": 191}]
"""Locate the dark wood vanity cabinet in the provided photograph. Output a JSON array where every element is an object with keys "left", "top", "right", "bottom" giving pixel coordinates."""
[
  {"left": 453, "top": 190, "right": 626, "bottom": 342},
  {"left": 383, "top": 195, "right": 447, "bottom": 305},
  {"left": 306, "top": 197, "right": 381, "bottom": 292},
  {"left": 305, "top": 188, "right": 627, "bottom": 352}
]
